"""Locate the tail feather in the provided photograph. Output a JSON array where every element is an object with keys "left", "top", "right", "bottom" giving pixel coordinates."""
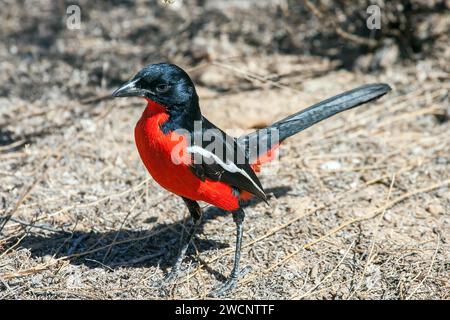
[{"left": 240, "top": 83, "right": 391, "bottom": 163}]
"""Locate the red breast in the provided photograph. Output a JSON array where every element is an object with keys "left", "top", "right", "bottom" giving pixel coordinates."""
[{"left": 134, "top": 100, "right": 241, "bottom": 211}]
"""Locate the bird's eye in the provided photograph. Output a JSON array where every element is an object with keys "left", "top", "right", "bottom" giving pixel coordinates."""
[{"left": 156, "top": 83, "right": 170, "bottom": 93}]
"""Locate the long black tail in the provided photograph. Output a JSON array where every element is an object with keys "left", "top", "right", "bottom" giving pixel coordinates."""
[{"left": 240, "top": 83, "right": 391, "bottom": 162}]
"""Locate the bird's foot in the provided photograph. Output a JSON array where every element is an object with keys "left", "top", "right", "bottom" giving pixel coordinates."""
[
  {"left": 155, "top": 267, "right": 184, "bottom": 297},
  {"left": 151, "top": 265, "right": 181, "bottom": 292},
  {"left": 208, "top": 277, "right": 238, "bottom": 298},
  {"left": 207, "top": 265, "right": 252, "bottom": 298}
]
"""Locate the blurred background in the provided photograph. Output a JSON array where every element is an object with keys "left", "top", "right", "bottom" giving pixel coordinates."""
[
  {"left": 1, "top": 0, "right": 448, "bottom": 102},
  {"left": 0, "top": 0, "right": 449, "bottom": 299}
]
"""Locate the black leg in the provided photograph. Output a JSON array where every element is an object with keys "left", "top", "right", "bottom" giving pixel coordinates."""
[
  {"left": 165, "top": 197, "right": 202, "bottom": 282},
  {"left": 208, "top": 207, "right": 246, "bottom": 297}
]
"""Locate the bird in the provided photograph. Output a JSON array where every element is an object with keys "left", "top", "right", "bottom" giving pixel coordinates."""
[{"left": 112, "top": 63, "right": 391, "bottom": 296}]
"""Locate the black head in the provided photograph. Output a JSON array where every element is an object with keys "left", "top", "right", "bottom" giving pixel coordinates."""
[{"left": 112, "top": 63, "right": 198, "bottom": 108}]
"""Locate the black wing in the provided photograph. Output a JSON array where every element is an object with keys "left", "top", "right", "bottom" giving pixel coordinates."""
[{"left": 187, "top": 117, "right": 267, "bottom": 202}]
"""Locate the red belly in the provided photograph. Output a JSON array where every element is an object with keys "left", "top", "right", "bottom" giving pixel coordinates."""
[{"left": 134, "top": 103, "right": 240, "bottom": 211}]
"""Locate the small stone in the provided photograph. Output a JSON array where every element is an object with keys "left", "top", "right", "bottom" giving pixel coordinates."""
[
  {"left": 383, "top": 211, "right": 392, "bottom": 222},
  {"left": 426, "top": 204, "right": 445, "bottom": 215},
  {"left": 310, "top": 264, "right": 319, "bottom": 280},
  {"left": 42, "top": 255, "right": 53, "bottom": 263},
  {"left": 321, "top": 161, "right": 341, "bottom": 170}
]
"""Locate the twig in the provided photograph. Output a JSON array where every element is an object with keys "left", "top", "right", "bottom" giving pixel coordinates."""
[
  {"left": 1, "top": 260, "right": 60, "bottom": 280},
  {"left": 41, "top": 178, "right": 151, "bottom": 220},
  {"left": 108, "top": 250, "right": 165, "bottom": 267},
  {"left": 0, "top": 175, "right": 43, "bottom": 233},
  {"left": 5, "top": 217, "right": 68, "bottom": 233},
  {"left": 293, "top": 239, "right": 356, "bottom": 299},
  {"left": 406, "top": 234, "right": 440, "bottom": 300},
  {"left": 347, "top": 173, "right": 396, "bottom": 299},
  {"left": 67, "top": 234, "right": 91, "bottom": 256},
  {"left": 0, "top": 133, "right": 76, "bottom": 233},
  {"left": 80, "top": 94, "right": 113, "bottom": 105},
  {"left": 83, "top": 259, "right": 114, "bottom": 271},
  {"left": 102, "top": 190, "right": 145, "bottom": 262},
  {"left": 0, "top": 276, "right": 16, "bottom": 298},
  {"left": 212, "top": 61, "right": 303, "bottom": 93},
  {"left": 303, "top": 178, "right": 450, "bottom": 250},
  {"left": 0, "top": 139, "right": 27, "bottom": 152}
]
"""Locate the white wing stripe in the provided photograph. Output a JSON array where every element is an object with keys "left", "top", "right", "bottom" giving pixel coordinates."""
[{"left": 187, "top": 145, "right": 264, "bottom": 195}]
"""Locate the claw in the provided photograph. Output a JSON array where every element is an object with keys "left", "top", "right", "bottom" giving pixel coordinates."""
[
  {"left": 208, "top": 277, "right": 238, "bottom": 297},
  {"left": 207, "top": 265, "right": 252, "bottom": 297},
  {"left": 239, "top": 265, "right": 252, "bottom": 277}
]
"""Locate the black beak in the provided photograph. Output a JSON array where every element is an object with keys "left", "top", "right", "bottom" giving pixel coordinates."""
[{"left": 112, "top": 78, "right": 143, "bottom": 98}]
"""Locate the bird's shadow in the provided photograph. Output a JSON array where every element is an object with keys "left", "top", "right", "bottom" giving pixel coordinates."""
[{"left": 13, "top": 186, "right": 291, "bottom": 275}]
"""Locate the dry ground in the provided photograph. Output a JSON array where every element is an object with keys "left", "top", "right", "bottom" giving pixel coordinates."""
[{"left": 0, "top": 1, "right": 449, "bottom": 299}]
